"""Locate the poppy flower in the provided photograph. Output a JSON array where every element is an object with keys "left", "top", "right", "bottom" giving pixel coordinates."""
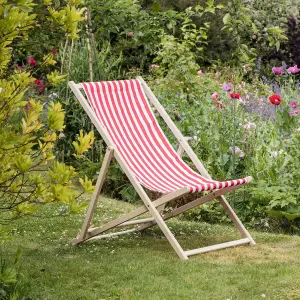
[
  {"left": 230, "top": 93, "right": 240, "bottom": 99},
  {"left": 287, "top": 65, "right": 300, "bottom": 74},
  {"left": 34, "top": 79, "right": 45, "bottom": 94},
  {"left": 272, "top": 67, "right": 283, "bottom": 75},
  {"left": 26, "top": 57, "right": 36, "bottom": 67},
  {"left": 211, "top": 92, "right": 219, "bottom": 99},
  {"left": 269, "top": 94, "right": 282, "bottom": 105},
  {"left": 222, "top": 83, "right": 232, "bottom": 92},
  {"left": 288, "top": 101, "right": 297, "bottom": 109}
]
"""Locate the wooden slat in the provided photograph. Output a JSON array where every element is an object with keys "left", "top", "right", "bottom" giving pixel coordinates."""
[
  {"left": 88, "top": 229, "right": 137, "bottom": 241},
  {"left": 185, "top": 238, "right": 250, "bottom": 256},
  {"left": 117, "top": 217, "right": 154, "bottom": 227}
]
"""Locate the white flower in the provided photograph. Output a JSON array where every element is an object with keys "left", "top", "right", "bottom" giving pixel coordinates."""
[
  {"left": 271, "top": 151, "right": 278, "bottom": 158},
  {"left": 261, "top": 294, "right": 266, "bottom": 298},
  {"left": 244, "top": 121, "right": 256, "bottom": 131},
  {"left": 49, "top": 92, "right": 58, "bottom": 100},
  {"left": 58, "top": 132, "right": 65, "bottom": 139}
]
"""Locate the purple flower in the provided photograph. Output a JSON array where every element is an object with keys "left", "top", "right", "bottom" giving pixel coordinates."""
[
  {"left": 288, "top": 101, "right": 297, "bottom": 109},
  {"left": 272, "top": 67, "right": 283, "bottom": 75},
  {"left": 290, "top": 109, "right": 300, "bottom": 116},
  {"left": 222, "top": 83, "right": 232, "bottom": 92},
  {"left": 287, "top": 65, "right": 300, "bottom": 74}
]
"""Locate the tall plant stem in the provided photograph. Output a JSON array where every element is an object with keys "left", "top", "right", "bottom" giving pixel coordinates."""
[{"left": 61, "top": 38, "right": 69, "bottom": 74}]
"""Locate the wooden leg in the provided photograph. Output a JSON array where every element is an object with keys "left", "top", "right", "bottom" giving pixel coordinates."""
[
  {"left": 78, "top": 187, "right": 189, "bottom": 243},
  {"left": 218, "top": 195, "right": 256, "bottom": 245},
  {"left": 73, "top": 147, "right": 114, "bottom": 244}
]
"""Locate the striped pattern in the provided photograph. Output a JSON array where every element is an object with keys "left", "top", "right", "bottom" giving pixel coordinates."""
[{"left": 82, "top": 79, "right": 248, "bottom": 193}]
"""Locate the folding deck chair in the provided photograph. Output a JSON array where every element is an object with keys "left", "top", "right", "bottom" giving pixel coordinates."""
[{"left": 68, "top": 77, "right": 255, "bottom": 260}]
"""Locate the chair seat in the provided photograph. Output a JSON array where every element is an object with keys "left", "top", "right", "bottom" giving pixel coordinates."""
[{"left": 82, "top": 79, "right": 248, "bottom": 193}]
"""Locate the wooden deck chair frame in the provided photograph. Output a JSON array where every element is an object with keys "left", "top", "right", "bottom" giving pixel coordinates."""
[{"left": 68, "top": 77, "right": 255, "bottom": 260}]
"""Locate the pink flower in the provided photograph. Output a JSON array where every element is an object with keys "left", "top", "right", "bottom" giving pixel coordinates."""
[
  {"left": 287, "top": 65, "right": 300, "bottom": 74},
  {"left": 17, "top": 65, "right": 24, "bottom": 70},
  {"left": 26, "top": 57, "right": 36, "bottom": 67},
  {"left": 211, "top": 92, "right": 219, "bottom": 100},
  {"left": 288, "top": 101, "right": 297, "bottom": 109},
  {"left": 127, "top": 31, "right": 134, "bottom": 37},
  {"left": 290, "top": 109, "right": 300, "bottom": 116},
  {"left": 51, "top": 48, "right": 57, "bottom": 54},
  {"left": 272, "top": 67, "right": 283, "bottom": 75},
  {"left": 197, "top": 70, "right": 203, "bottom": 76},
  {"left": 222, "top": 83, "right": 232, "bottom": 92}
]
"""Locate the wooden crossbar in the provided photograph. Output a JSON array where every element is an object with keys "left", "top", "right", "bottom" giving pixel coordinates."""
[{"left": 185, "top": 238, "right": 250, "bottom": 256}]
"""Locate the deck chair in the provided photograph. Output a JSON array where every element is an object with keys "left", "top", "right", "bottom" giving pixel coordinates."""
[{"left": 68, "top": 77, "right": 255, "bottom": 260}]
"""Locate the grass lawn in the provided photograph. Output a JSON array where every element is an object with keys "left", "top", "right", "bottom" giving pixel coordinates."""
[{"left": 3, "top": 196, "right": 300, "bottom": 300}]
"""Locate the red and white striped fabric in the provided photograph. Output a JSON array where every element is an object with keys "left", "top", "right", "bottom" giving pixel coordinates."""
[{"left": 82, "top": 79, "right": 249, "bottom": 193}]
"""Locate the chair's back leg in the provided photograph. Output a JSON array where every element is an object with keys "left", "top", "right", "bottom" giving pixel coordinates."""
[
  {"left": 218, "top": 195, "right": 256, "bottom": 245},
  {"left": 75, "top": 147, "right": 114, "bottom": 244}
]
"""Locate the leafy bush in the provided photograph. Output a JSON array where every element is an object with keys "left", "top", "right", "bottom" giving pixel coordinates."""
[{"left": 0, "top": 0, "right": 95, "bottom": 228}]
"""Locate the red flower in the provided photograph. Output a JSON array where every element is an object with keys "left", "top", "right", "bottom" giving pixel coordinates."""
[
  {"left": 34, "top": 79, "right": 45, "bottom": 94},
  {"left": 51, "top": 48, "right": 57, "bottom": 54},
  {"left": 26, "top": 57, "right": 36, "bottom": 67},
  {"left": 269, "top": 94, "right": 282, "bottom": 105},
  {"left": 230, "top": 93, "right": 240, "bottom": 99}
]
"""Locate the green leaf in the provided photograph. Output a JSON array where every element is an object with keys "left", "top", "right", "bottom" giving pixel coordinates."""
[
  {"left": 152, "top": 1, "right": 160, "bottom": 13},
  {"left": 223, "top": 13, "right": 231, "bottom": 25}
]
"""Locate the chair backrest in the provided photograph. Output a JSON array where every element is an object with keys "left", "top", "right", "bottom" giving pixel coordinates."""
[{"left": 81, "top": 79, "right": 219, "bottom": 193}]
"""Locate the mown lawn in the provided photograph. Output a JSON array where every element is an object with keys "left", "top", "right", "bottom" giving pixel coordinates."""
[{"left": 3, "top": 196, "right": 300, "bottom": 300}]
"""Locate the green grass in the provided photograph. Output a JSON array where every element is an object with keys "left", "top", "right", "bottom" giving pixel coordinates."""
[{"left": 3, "top": 196, "right": 300, "bottom": 300}]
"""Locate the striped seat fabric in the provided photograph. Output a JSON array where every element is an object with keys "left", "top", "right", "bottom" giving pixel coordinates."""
[{"left": 82, "top": 79, "right": 249, "bottom": 193}]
